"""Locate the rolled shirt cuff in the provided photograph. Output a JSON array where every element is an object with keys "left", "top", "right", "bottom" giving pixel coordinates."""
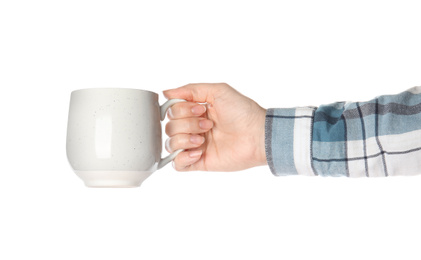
[{"left": 265, "top": 107, "right": 317, "bottom": 176}]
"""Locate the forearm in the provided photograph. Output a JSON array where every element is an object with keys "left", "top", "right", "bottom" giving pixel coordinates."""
[{"left": 266, "top": 87, "right": 421, "bottom": 177}]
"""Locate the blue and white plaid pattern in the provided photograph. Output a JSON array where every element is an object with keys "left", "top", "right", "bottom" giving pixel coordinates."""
[{"left": 265, "top": 87, "right": 421, "bottom": 177}]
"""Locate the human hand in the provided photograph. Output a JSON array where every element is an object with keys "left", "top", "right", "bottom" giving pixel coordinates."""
[{"left": 163, "top": 83, "right": 267, "bottom": 171}]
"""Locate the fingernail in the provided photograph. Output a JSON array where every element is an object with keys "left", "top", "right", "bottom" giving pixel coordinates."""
[
  {"left": 191, "top": 105, "right": 206, "bottom": 115},
  {"left": 167, "top": 107, "right": 174, "bottom": 118},
  {"left": 189, "top": 150, "right": 203, "bottom": 158},
  {"left": 165, "top": 138, "right": 172, "bottom": 152},
  {"left": 199, "top": 119, "right": 213, "bottom": 129}
]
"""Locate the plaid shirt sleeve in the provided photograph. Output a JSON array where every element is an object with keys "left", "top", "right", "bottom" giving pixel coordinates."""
[{"left": 265, "top": 87, "right": 421, "bottom": 177}]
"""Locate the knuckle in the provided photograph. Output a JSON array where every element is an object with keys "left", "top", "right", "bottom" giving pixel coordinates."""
[
  {"left": 189, "top": 119, "right": 198, "bottom": 132},
  {"left": 217, "top": 82, "right": 229, "bottom": 89}
]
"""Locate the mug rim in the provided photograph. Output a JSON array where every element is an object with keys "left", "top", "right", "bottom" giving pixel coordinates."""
[{"left": 70, "top": 88, "right": 158, "bottom": 96}]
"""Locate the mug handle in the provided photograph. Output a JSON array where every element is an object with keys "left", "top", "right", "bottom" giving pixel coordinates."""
[{"left": 158, "top": 98, "right": 187, "bottom": 169}]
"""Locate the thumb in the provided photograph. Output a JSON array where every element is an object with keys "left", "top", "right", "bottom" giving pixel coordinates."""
[{"left": 163, "top": 83, "right": 225, "bottom": 103}]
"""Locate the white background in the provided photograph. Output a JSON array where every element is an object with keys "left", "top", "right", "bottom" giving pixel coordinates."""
[{"left": 1, "top": 0, "right": 420, "bottom": 259}]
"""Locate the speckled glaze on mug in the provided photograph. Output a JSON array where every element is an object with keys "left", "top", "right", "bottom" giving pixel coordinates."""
[{"left": 66, "top": 88, "right": 185, "bottom": 188}]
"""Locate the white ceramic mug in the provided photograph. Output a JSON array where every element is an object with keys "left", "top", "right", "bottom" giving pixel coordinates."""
[{"left": 66, "top": 88, "right": 185, "bottom": 188}]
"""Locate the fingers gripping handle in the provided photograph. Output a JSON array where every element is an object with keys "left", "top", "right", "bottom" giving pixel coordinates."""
[
  {"left": 158, "top": 149, "right": 183, "bottom": 169},
  {"left": 158, "top": 99, "right": 186, "bottom": 169},
  {"left": 160, "top": 99, "right": 187, "bottom": 121}
]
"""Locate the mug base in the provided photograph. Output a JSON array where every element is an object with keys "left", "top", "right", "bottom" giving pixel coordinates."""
[{"left": 74, "top": 170, "right": 153, "bottom": 188}]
